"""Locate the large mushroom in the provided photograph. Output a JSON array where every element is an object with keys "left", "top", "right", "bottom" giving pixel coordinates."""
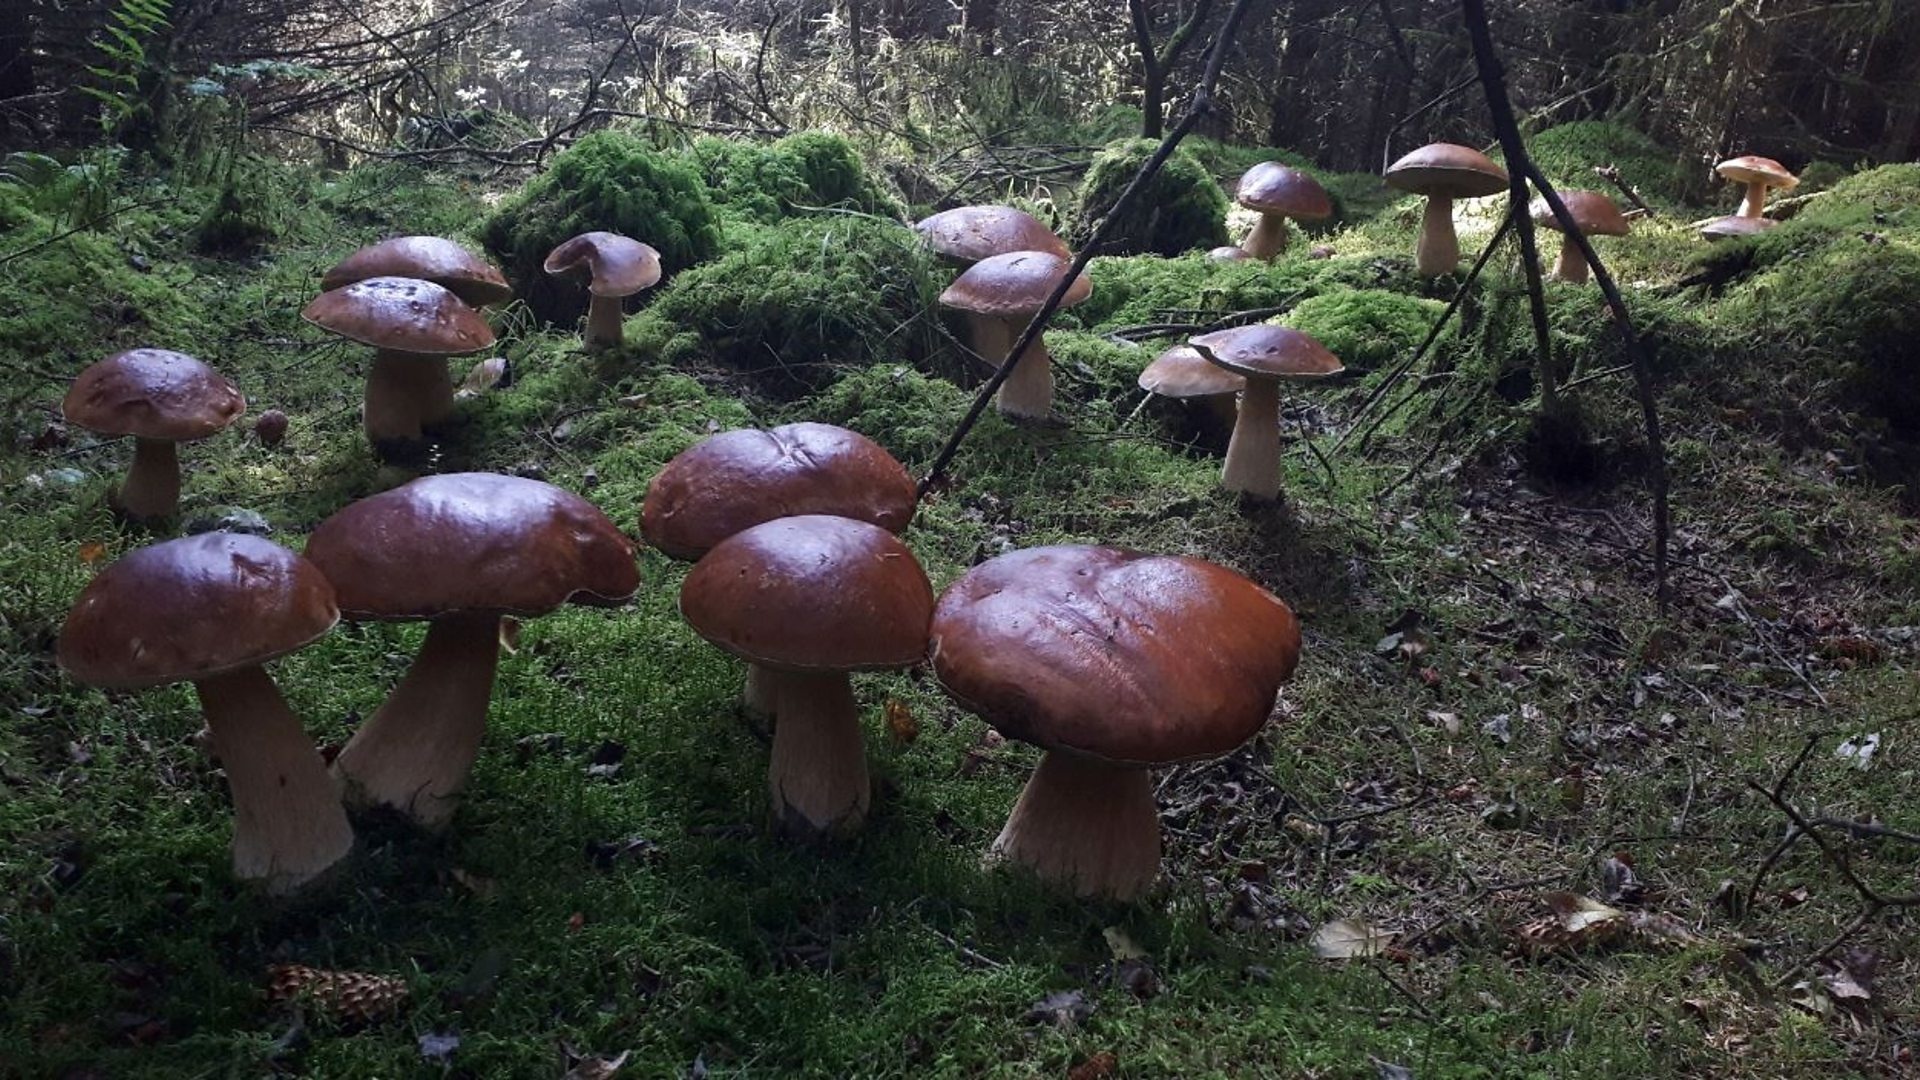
[
  {"left": 913, "top": 205, "right": 1069, "bottom": 268},
  {"left": 1138, "top": 343, "right": 1245, "bottom": 437},
  {"left": 1531, "top": 191, "right": 1631, "bottom": 284},
  {"left": 304, "top": 473, "right": 639, "bottom": 826},
  {"left": 1383, "top": 143, "right": 1509, "bottom": 276},
  {"left": 680, "top": 515, "right": 933, "bottom": 836},
  {"left": 1188, "top": 325, "right": 1344, "bottom": 500},
  {"left": 1716, "top": 156, "right": 1797, "bottom": 219},
  {"left": 542, "top": 232, "right": 662, "bottom": 350},
  {"left": 321, "top": 236, "right": 513, "bottom": 309},
  {"left": 929, "top": 545, "right": 1301, "bottom": 899},
  {"left": 1235, "top": 163, "right": 1332, "bottom": 261},
  {"left": 61, "top": 348, "right": 245, "bottom": 521},
  {"left": 302, "top": 276, "right": 495, "bottom": 449},
  {"left": 937, "top": 251, "right": 1092, "bottom": 421},
  {"left": 58, "top": 533, "right": 352, "bottom": 893}
]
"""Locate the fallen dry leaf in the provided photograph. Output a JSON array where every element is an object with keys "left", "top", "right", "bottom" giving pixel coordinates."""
[
  {"left": 1068, "top": 1052, "right": 1118, "bottom": 1080},
  {"left": 78, "top": 541, "right": 108, "bottom": 565},
  {"left": 1310, "top": 918, "right": 1393, "bottom": 960},
  {"left": 883, "top": 698, "right": 917, "bottom": 746}
]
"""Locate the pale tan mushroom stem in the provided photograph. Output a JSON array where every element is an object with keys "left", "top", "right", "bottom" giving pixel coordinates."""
[
  {"left": 1740, "top": 181, "right": 1770, "bottom": 219},
  {"left": 364, "top": 350, "right": 456, "bottom": 444},
  {"left": 117, "top": 437, "right": 181, "bottom": 521},
  {"left": 1242, "top": 212, "right": 1291, "bottom": 261},
  {"left": 964, "top": 313, "right": 1054, "bottom": 420},
  {"left": 194, "top": 665, "right": 354, "bottom": 893},
  {"left": 331, "top": 612, "right": 501, "bottom": 828},
  {"left": 1221, "top": 376, "right": 1283, "bottom": 499},
  {"left": 989, "top": 749, "right": 1160, "bottom": 900},
  {"left": 1552, "top": 238, "right": 1590, "bottom": 284},
  {"left": 1415, "top": 196, "right": 1461, "bottom": 277},
  {"left": 585, "top": 295, "right": 625, "bottom": 350},
  {"left": 762, "top": 669, "right": 870, "bottom": 836},
  {"left": 743, "top": 662, "right": 778, "bottom": 718}
]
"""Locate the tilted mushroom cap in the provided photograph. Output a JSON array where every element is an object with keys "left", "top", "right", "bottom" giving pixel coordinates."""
[
  {"left": 1701, "top": 215, "right": 1778, "bottom": 240},
  {"left": 641, "top": 422, "right": 916, "bottom": 561},
  {"left": 939, "top": 251, "right": 1092, "bottom": 318},
  {"left": 62, "top": 349, "right": 245, "bottom": 441},
  {"left": 1189, "top": 324, "right": 1344, "bottom": 381},
  {"left": 929, "top": 545, "right": 1300, "bottom": 765},
  {"left": 1384, "top": 143, "right": 1509, "bottom": 199},
  {"left": 302, "top": 277, "right": 496, "bottom": 356},
  {"left": 1206, "top": 245, "right": 1253, "bottom": 262},
  {"left": 1138, "top": 345, "right": 1246, "bottom": 399},
  {"left": 1716, "top": 155, "right": 1798, "bottom": 191},
  {"left": 680, "top": 515, "right": 933, "bottom": 673},
  {"left": 542, "top": 232, "right": 663, "bottom": 297},
  {"left": 321, "top": 236, "right": 513, "bottom": 308},
  {"left": 1236, "top": 163, "right": 1333, "bottom": 220},
  {"left": 914, "top": 206, "right": 1070, "bottom": 265},
  {"left": 1530, "top": 191, "right": 1631, "bottom": 237},
  {"left": 58, "top": 532, "right": 339, "bottom": 690},
  {"left": 305, "top": 472, "right": 639, "bottom": 620}
]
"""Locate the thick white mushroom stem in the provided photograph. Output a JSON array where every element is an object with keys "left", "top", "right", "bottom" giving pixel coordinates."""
[
  {"left": 116, "top": 437, "right": 181, "bottom": 521},
  {"left": 194, "top": 666, "right": 354, "bottom": 894},
  {"left": 1242, "top": 212, "right": 1291, "bottom": 261},
  {"left": 963, "top": 313, "right": 1054, "bottom": 420},
  {"left": 742, "top": 662, "right": 779, "bottom": 719},
  {"left": 364, "top": 349, "right": 456, "bottom": 444},
  {"left": 989, "top": 750, "right": 1160, "bottom": 900},
  {"left": 331, "top": 612, "right": 502, "bottom": 828},
  {"left": 763, "top": 668, "right": 870, "bottom": 836},
  {"left": 1415, "top": 196, "right": 1461, "bottom": 277},
  {"left": 1220, "top": 376, "right": 1283, "bottom": 500},
  {"left": 1551, "top": 238, "right": 1591, "bottom": 284},
  {"left": 584, "top": 295, "right": 625, "bottom": 350},
  {"left": 1740, "top": 182, "right": 1770, "bottom": 219}
]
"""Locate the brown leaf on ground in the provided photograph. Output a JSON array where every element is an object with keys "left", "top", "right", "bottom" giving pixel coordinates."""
[
  {"left": 884, "top": 698, "right": 917, "bottom": 746},
  {"left": 1310, "top": 918, "right": 1393, "bottom": 960},
  {"left": 1068, "top": 1051, "right": 1118, "bottom": 1080}
]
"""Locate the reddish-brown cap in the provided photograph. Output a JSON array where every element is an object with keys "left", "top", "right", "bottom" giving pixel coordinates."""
[
  {"left": 321, "top": 236, "right": 513, "bottom": 307},
  {"left": 640, "top": 423, "right": 916, "bottom": 562},
  {"left": 1206, "top": 245, "right": 1253, "bottom": 262},
  {"left": 1190, "top": 325, "right": 1344, "bottom": 382},
  {"left": 58, "top": 532, "right": 339, "bottom": 690},
  {"left": 305, "top": 472, "right": 639, "bottom": 620},
  {"left": 1530, "top": 191, "right": 1631, "bottom": 237},
  {"left": 302, "top": 277, "right": 496, "bottom": 356},
  {"left": 1138, "top": 345, "right": 1245, "bottom": 399},
  {"left": 939, "top": 251, "right": 1092, "bottom": 318},
  {"left": 914, "top": 206, "right": 1070, "bottom": 265},
  {"left": 1236, "top": 163, "right": 1333, "bottom": 220},
  {"left": 1701, "top": 215, "right": 1778, "bottom": 240},
  {"left": 62, "top": 349, "right": 245, "bottom": 442},
  {"left": 1716, "top": 156, "right": 1798, "bottom": 191},
  {"left": 929, "top": 545, "right": 1300, "bottom": 765},
  {"left": 542, "top": 232, "right": 663, "bottom": 297},
  {"left": 1384, "top": 143, "right": 1508, "bottom": 199},
  {"left": 679, "top": 515, "right": 933, "bottom": 673}
]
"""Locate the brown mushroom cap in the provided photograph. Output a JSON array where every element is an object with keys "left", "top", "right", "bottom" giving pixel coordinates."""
[
  {"left": 542, "top": 232, "right": 663, "bottom": 297},
  {"left": 1235, "top": 163, "right": 1333, "bottom": 220},
  {"left": 1189, "top": 325, "right": 1344, "bottom": 381},
  {"left": 929, "top": 545, "right": 1300, "bottom": 765},
  {"left": 679, "top": 514, "right": 933, "bottom": 673},
  {"left": 305, "top": 472, "right": 639, "bottom": 620},
  {"left": 1384, "top": 143, "right": 1509, "bottom": 199},
  {"left": 641, "top": 422, "right": 916, "bottom": 561},
  {"left": 58, "top": 533, "right": 339, "bottom": 690},
  {"left": 1530, "top": 191, "right": 1631, "bottom": 237},
  {"left": 1701, "top": 215, "right": 1778, "bottom": 240},
  {"left": 301, "top": 277, "right": 496, "bottom": 356},
  {"left": 939, "top": 251, "right": 1092, "bottom": 318},
  {"left": 321, "top": 236, "right": 513, "bottom": 308},
  {"left": 914, "top": 206, "right": 1070, "bottom": 264},
  {"left": 62, "top": 349, "right": 245, "bottom": 442},
  {"left": 1716, "top": 156, "right": 1798, "bottom": 191},
  {"left": 1138, "top": 345, "right": 1246, "bottom": 399}
]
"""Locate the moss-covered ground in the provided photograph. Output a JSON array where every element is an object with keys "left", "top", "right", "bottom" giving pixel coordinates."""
[{"left": 2, "top": 126, "right": 1917, "bottom": 1077}]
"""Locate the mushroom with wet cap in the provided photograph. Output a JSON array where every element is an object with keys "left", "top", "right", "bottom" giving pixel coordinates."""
[
  {"left": 62, "top": 349, "right": 245, "bottom": 521},
  {"left": 913, "top": 205, "right": 1070, "bottom": 267},
  {"left": 321, "top": 236, "right": 513, "bottom": 308},
  {"left": 1138, "top": 344, "right": 1245, "bottom": 436},
  {"left": 1716, "top": 156, "right": 1797, "bottom": 219},
  {"left": 302, "top": 276, "right": 495, "bottom": 449},
  {"left": 1531, "top": 192, "right": 1631, "bottom": 284},
  {"left": 1235, "top": 163, "right": 1332, "bottom": 261},
  {"left": 1188, "top": 325, "right": 1344, "bottom": 500},
  {"left": 937, "top": 251, "right": 1092, "bottom": 420},
  {"left": 543, "top": 232, "right": 663, "bottom": 350},
  {"left": 1383, "top": 143, "right": 1509, "bottom": 277}
]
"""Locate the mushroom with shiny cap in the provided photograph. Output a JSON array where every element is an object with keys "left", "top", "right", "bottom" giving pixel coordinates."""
[
  {"left": 913, "top": 205, "right": 1070, "bottom": 267},
  {"left": 58, "top": 532, "right": 353, "bottom": 892},
  {"left": 1188, "top": 325, "right": 1344, "bottom": 500},
  {"left": 929, "top": 545, "right": 1301, "bottom": 899},
  {"left": 321, "top": 235, "right": 513, "bottom": 308},
  {"left": 542, "top": 232, "right": 663, "bottom": 350},
  {"left": 1138, "top": 344, "right": 1245, "bottom": 435},
  {"left": 61, "top": 348, "right": 245, "bottom": 521},
  {"left": 1531, "top": 191, "right": 1631, "bottom": 284},
  {"left": 302, "top": 276, "right": 495, "bottom": 449},
  {"left": 304, "top": 473, "right": 640, "bottom": 827},
  {"left": 681, "top": 515, "right": 932, "bottom": 836},
  {"left": 1700, "top": 215, "right": 1777, "bottom": 242},
  {"left": 1716, "top": 156, "right": 1797, "bottom": 219},
  {"left": 937, "top": 250, "right": 1092, "bottom": 420},
  {"left": 1235, "top": 163, "right": 1332, "bottom": 261},
  {"left": 1384, "top": 143, "right": 1509, "bottom": 276}
]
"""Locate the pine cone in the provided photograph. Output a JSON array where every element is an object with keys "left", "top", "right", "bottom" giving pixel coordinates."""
[{"left": 266, "top": 963, "right": 409, "bottom": 1023}]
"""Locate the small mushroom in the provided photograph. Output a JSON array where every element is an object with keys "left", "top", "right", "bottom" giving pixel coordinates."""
[
  {"left": 58, "top": 533, "right": 352, "bottom": 892},
  {"left": 301, "top": 276, "right": 495, "bottom": 449},
  {"left": 321, "top": 236, "right": 513, "bottom": 308},
  {"left": 542, "top": 232, "right": 663, "bottom": 350},
  {"left": 1235, "top": 163, "right": 1332, "bottom": 260},
  {"left": 1716, "top": 156, "right": 1797, "bottom": 219},
  {"left": 1383, "top": 143, "right": 1509, "bottom": 276},
  {"left": 928, "top": 545, "right": 1301, "bottom": 899},
  {"left": 1138, "top": 344, "right": 1245, "bottom": 436},
  {"left": 680, "top": 515, "right": 933, "bottom": 836},
  {"left": 913, "top": 205, "right": 1069, "bottom": 268},
  {"left": 305, "top": 473, "right": 639, "bottom": 827},
  {"left": 253, "top": 408, "right": 289, "bottom": 448},
  {"left": 1530, "top": 191, "right": 1630, "bottom": 284},
  {"left": 1188, "top": 325, "right": 1344, "bottom": 500},
  {"left": 1700, "top": 215, "right": 1777, "bottom": 242},
  {"left": 61, "top": 349, "right": 245, "bottom": 521},
  {"left": 937, "top": 251, "right": 1092, "bottom": 421}
]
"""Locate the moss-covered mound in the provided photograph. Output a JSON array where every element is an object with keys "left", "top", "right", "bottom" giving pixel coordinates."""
[
  {"left": 1071, "top": 139, "right": 1229, "bottom": 257},
  {"left": 1526, "top": 120, "right": 1694, "bottom": 207},
  {"left": 479, "top": 131, "right": 723, "bottom": 323},
  {"left": 1078, "top": 251, "right": 1393, "bottom": 329},
  {"left": 1282, "top": 290, "right": 1446, "bottom": 371},
  {"left": 692, "top": 131, "right": 903, "bottom": 224}
]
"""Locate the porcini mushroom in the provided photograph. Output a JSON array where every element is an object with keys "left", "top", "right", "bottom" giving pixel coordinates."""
[
  {"left": 1716, "top": 156, "right": 1798, "bottom": 219},
  {"left": 1701, "top": 215, "right": 1777, "bottom": 242},
  {"left": 1188, "top": 325, "right": 1344, "bottom": 500},
  {"left": 1383, "top": 143, "right": 1509, "bottom": 276},
  {"left": 1138, "top": 344, "right": 1245, "bottom": 436},
  {"left": 58, "top": 532, "right": 352, "bottom": 892},
  {"left": 542, "top": 232, "right": 663, "bottom": 350},
  {"left": 321, "top": 235, "right": 513, "bottom": 308},
  {"left": 680, "top": 515, "right": 933, "bottom": 836},
  {"left": 928, "top": 545, "right": 1301, "bottom": 899},
  {"left": 1531, "top": 191, "right": 1630, "bottom": 284},
  {"left": 937, "top": 251, "right": 1092, "bottom": 421},
  {"left": 61, "top": 349, "right": 245, "bottom": 521},
  {"left": 913, "top": 205, "right": 1069, "bottom": 268},
  {"left": 301, "top": 276, "right": 495, "bottom": 449},
  {"left": 1235, "top": 163, "right": 1332, "bottom": 261},
  {"left": 305, "top": 473, "right": 639, "bottom": 826}
]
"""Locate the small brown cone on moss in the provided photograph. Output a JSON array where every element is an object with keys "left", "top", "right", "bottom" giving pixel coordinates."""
[{"left": 266, "top": 964, "right": 410, "bottom": 1023}]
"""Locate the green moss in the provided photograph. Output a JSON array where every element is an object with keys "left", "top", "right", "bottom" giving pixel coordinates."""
[
  {"left": 1070, "top": 139, "right": 1228, "bottom": 257},
  {"left": 1795, "top": 160, "right": 1850, "bottom": 192},
  {"left": 693, "top": 131, "right": 903, "bottom": 225},
  {"left": 1281, "top": 290, "right": 1446, "bottom": 371},
  {"left": 193, "top": 159, "right": 295, "bottom": 255},
  {"left": 1076, "top": 252, "right": 1387, "bottom": 330},
  {"left": 1525, "top": 120, "right": 1693, "bottom": 208}
]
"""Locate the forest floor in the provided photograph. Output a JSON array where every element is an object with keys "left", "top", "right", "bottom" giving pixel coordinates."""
[{"left": 2, "top": 140, "right": 1918, "bottom": 1078}]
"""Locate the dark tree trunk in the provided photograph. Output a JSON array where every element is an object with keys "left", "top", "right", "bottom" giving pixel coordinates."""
[
  {"left": 1267, "top": 0, "right": 1331, "bottom": 149},
  {"left": 963, "top": 0, "right": 997, "bottom": 56}
]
